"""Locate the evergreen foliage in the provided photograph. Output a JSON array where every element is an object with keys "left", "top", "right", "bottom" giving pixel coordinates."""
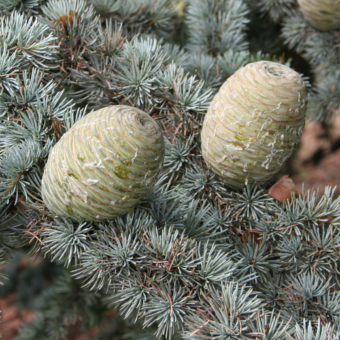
[
  {"left": 281, "top": 4, "right": 340, "bottom": 121},
  {"left": 0, "top": 0, "right": 339, "bottom": 339}
]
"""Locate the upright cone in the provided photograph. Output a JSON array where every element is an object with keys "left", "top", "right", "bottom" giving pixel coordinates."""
[
  {"left": 42, "top": 105, "right": 164, "bottom": 221},
  {"left": 201, "top": 61, "right": 307, "bottom": 189},
  {"left": 297, "top": 0, "right": 340, "bottom": 31}
]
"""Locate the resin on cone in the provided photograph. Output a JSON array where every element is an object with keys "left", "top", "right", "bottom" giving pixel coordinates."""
[
  {"left": 201, "top": 61, "right": 307, "bottom": 189},
  {"left": 297, "top": 0, "right": 340, "bottom": 31},
  {"left": 42, "top": 105, "right": 165, "bottom": 221}
]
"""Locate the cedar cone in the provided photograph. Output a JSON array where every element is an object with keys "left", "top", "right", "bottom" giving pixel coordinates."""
[
  {"left": 201, "top": 61, "right": 307, "bottom": 189},
  {"left": 297, "top": 0, "right": 340, "bottom": 31},
  {"left": 42, "top": 105, "right": 164, "bottom": 221}
]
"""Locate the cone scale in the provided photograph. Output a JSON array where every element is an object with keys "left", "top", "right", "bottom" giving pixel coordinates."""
[
  {"left": 201, "top": 61, "right": 307, "bottom": 189},
  {"left": 42, "top": 105, "right": 164, "bottom": 221}
]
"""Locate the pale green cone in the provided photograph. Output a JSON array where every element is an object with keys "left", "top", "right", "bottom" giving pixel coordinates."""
[
  {"left": 41, "top": 105, "right": 165, "bottom": 221},
  {"left": 201, "top": 61, "right": 307, "bottom": 189},
  {"left": 297, "top": 0, "right": 340, "bottom": 31}
]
